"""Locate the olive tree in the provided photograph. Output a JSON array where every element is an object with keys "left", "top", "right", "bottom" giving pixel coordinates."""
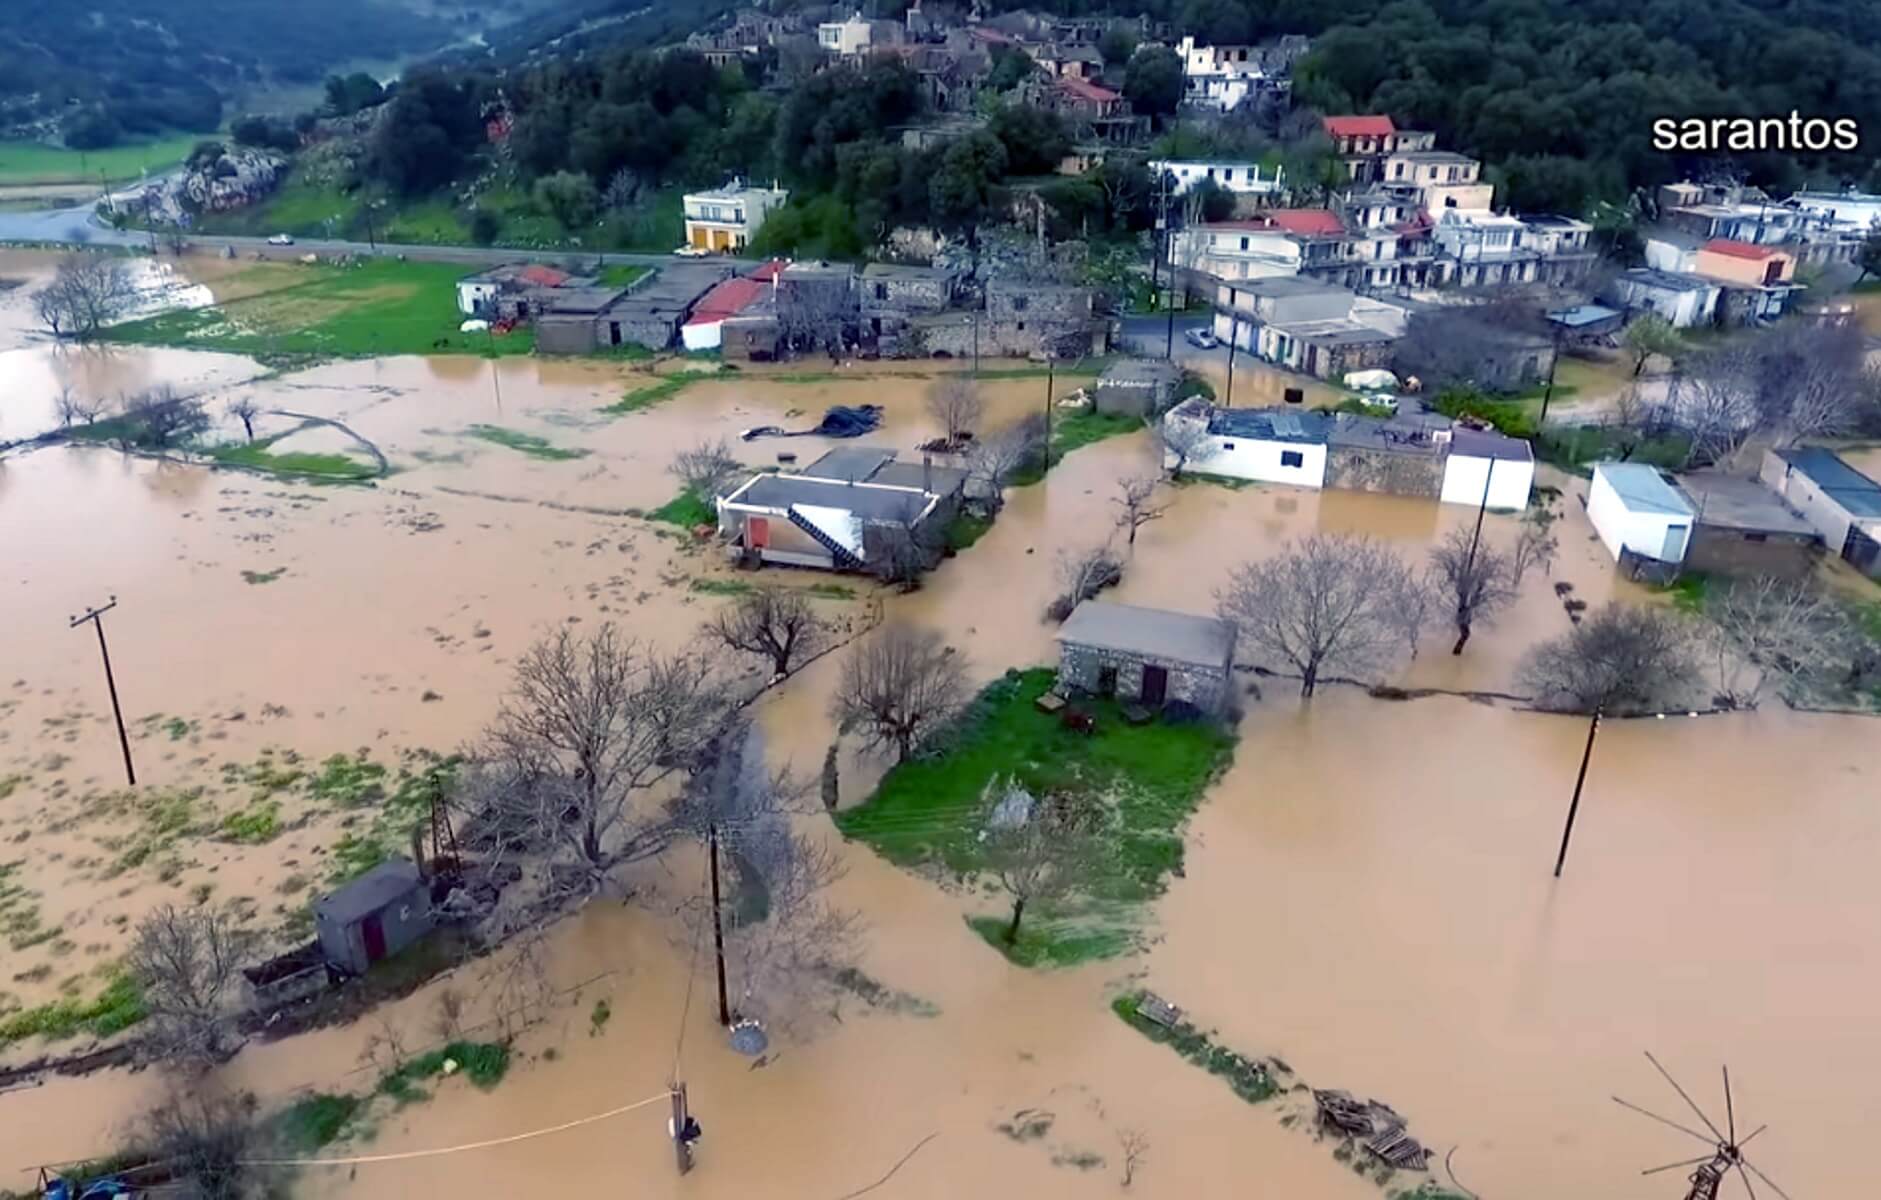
[{"left": 1518, "top": 603, "right": 1699, "bottom": 714}]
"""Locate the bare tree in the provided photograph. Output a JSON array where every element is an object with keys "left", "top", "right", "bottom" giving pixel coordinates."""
[
  {"left": 226, "top": 396, "right": 260, "bottom": 442},
  {"left": 53, "top": 386, "right": 83, "bottom": 428},
  {"left": 1118, "top": 1127, "right": 1150, "bottom": 1188},
  {"left": 1518, "top": 602, "right": 1699, "bottom": 715},
  {"left": 1700, "top": 576, "right": 1856, "bottom": 708},
  {"left": 706, "top": 587, "right": 827, "bottom": 678},
  {"left": 777, "top": 270, "right": 854, "bottom": 357},
  {"left": 127, "top": 905, "right": 252, "bottom": 1069},
  {"left": 139, "top": 1088, "right": 259, "bottom": 1200},
  {"left": 1216, "top": 534, "right": 1427, "bottom": 697},
  {"left": 1621, "top": 314, "right": 1682, "bottom": 377},
  {"left": 1113, "top": 473, "right": 1166, "bottom": 546},
  {"left": 925, "top": 375, "right": 985, "bottom": 447},
  {"left": 603, "top": 166, "right": 644, "bottom": 214},
  {"left": 966, "top": 413, "right": 1048, "bottom": 509},
  {"left": 121, "top": 386, "right": 210, "bottom": 450},
  {"left": 670, "top": 437, "right": 744, "bottom": 503},
  {"left": 473, "top": 624, "right": 726, "bottom": 900},
  {"left": 34, "top": 252, "right": 133, "bottom": 340},
  {"left": 872, "top": 518, "right": 945, "bottom": 588},
  {"left": 983, "top": 782, "right": 1101, "bottom": 945},
  {"left": 1665, "top": 362, "right": 1758, "bottom": 468},
  {"left": 1046, "top": 541, "right": 1123, "bottom": 621},
  {"left": 1155, "top": 410, "right": 1219, "bottom": 480},
  {"left": 1426, "top": 522, "right": 1557, "bottom": 655},
  {"left": 831, "top": 624, "right": 967, "bottom": 763}
]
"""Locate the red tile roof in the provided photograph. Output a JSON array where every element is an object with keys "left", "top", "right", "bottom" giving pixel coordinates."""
[
  {"left": 1322, "top": 114, "right": 1395, "bottom": 138},
  {"left": 1265, "top": 208, "right": 1346, "bottom": 236},
  {"left": 968, "top": 25, "right": 1016, "bottom": 44},
  {"left": 684, "top": 277, "right": 766, "bottom": 327},
  {"left": 747, "top": 258, "right": 788, "bottom": 283},
  {"left": 517, "top": 265, "right": 571, "bottom": 288},
  {"left": 1701, "top": 238, "right": 1779, "bottom": 261},
  {"left": 1056, "top": 75, "right": 1120, "bottom": 103}
]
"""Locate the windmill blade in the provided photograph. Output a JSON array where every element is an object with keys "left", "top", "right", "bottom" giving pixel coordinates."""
[
  {"left": 1724, "top": 1065, "right": 1736, "bottom": 1144},
  {"left": 1612, "top": 1095, "right": 1718, "bottom": 1146},
  {"left": 1643, "top": 1154, "right": 1716, "bottom": 1176},
  {"left": 1646, "top": 1051, "right": 1728, "bottom": 1143},
  {"left": 1739, "top": 1124, "right": 1768, "bottom": 1149},
  {"left": 1736, "top": 1161, "right": 1758, "bottom": 1200},
  {"left": 1743, "top": 1158, "right": 1794, "bottom": 1200}
]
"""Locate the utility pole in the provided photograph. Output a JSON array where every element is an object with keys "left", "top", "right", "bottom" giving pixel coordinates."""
[
  {"left": 69, "top": 598, "right": 135, "bottom": 787},
  {"left": 1224, "top": 313, "right": 1238, "bottom": 408},
  {"left": 1537, "top": 325, "right": 1564, "bottom": 427},
  {"left": 972, "top": 312, "right": 979, "bottom": 376},
  {"left": 669, "top": 1082, "right": 695, "bottom": 1175},
  {"left": 708, "top": 823, "right": 730, "bottom": 1027},
  {"left": 1552, "top": 710, "right": 1602, "bottom": 878},
  {"left": 1452, "top": 460, "right": 1496, "bottom": 655},
  {"left": 1044, "top": 355, "right": 1055, "bottom": 457}
]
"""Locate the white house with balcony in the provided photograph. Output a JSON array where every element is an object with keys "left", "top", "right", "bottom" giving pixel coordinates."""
[
  {"left": 681, "top": 180, "right": 789, "bottom": 252},
  {"left": 1383, "top": 150, "right": 1493, "bottom": 212},
  {"left": 1174, "top": 36, "right": 1282, "bottom": 111},
  {"left": 817, "top": 13, "right": 873, "bottom": 55},
  {"left": 1148, "top": 159, "right": 1285, "bottom": 198}
]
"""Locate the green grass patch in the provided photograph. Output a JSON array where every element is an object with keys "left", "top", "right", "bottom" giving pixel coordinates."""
[
  {"left": 1535, "top": 425, "right": 1691, "bottom": 475},
  {"left": 220, "top": 799, "right": 282, "bottom": 844},
  {"left": 805, "top": 582, "right": 856, "bottom": 599},
  {"left": 318, "top": 751, "right": 458, "bottom": 884},
  {"left": 839, "top": 669, "right": 1235, "bottom": 964},
  {"left": 1429, "top": 387, "right": 1541, "bottom": 439},
  {"left": 967, "top": 915, "right": 1132, "bottom": 968},
  {"left": 1111, "top": 991, "right": 1279, "bottom": 1104},
  {"left": 1011, "top": 409, "right": 1145, "bottom": 487},
  {"left": 598, "top": 264, "right": 651, "bottom": 288},
  {"left": 648, "top": 490, "right": 715, "bottom": 528},
  {"left": 378, "top": 1040, "right": 510, "bottom": 1103},
  {"left": 0, "top": 972, "right": 144, "bottom": 1048},
  {"left": 276, "top": 1093, "right": 362, "bottom": 1152},
  {"left": 465, "top": 424, "right": 588, "bottom": 461},
  {"left": 603, "top": 372, "right": 709, "bottom": 414},
  {"left": 1658, "top": 571, "right": 1711, "bottom": 614},
  {"left": 689, "top": 578, "right": 755, "bottom": 596},
  {"left": 944, "top": 511, "right": 994, "bottom": 551},
  {"left": 103, "top": 258, "right": 538, "bottom": 362},
  {"left": 241, "top": 567, "right": 287, "bottom": 585},
  {"left": 0, "top": 135, "right": 203, "bottom": 185}
]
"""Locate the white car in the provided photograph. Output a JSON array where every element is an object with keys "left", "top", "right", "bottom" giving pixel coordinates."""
[
  {"left": 1184, "top": 328, "right": 1219, "bottom": 350},
  {"left": 267, "top": 233, "right": 294, "bottom": 246},
  {"left": 673, "top": 245, "right": 710, "bottom": 258}
]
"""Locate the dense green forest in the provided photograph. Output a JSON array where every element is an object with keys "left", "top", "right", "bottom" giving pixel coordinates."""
[{"left": 0, "top": 2, "right": 453, "bottom": 145}]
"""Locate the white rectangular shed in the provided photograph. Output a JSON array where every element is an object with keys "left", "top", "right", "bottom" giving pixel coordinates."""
[
  {"left": 1440, "top": 428, "right": 1534, "bottom": 511},
  {"left": 1587, "top": 462, "right": 1695, "bottom": 563}
]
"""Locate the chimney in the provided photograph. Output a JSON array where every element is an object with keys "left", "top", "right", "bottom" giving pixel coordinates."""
[{"left": 923, "top": 452, "right": 932, "bottom": 492}]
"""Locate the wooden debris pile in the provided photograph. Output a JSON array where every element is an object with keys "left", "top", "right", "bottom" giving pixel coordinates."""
[{"left": 1312, "top": 1088, "right": 1433, "bottom": 1171}]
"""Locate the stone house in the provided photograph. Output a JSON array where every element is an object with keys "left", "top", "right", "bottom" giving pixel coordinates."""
[
  {"left": 984, "top": 278, "right": 1104, "bottom": 357},
  {"left": 536, "top": 264, "right": 733, "bottom": 354},
  {"left": 778, "top": 261, "right": 859, "bottom": 353},
  {"left": 1675, "top": 472, "right": 1821, "bottom": 581},
  {"left": 1324, "top": 411, "right": 1447, "bottom": 498},
  {"left": 860, "top": 263, "right": 955, "bottom": 348},
  {"left": 1093, "top": 358, "right": 1183, "bottom": 417},
  {"left": 1055, "top": 600, "right": 1236, "bottom": 716}
]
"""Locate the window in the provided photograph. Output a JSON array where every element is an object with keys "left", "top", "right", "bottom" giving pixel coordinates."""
[
  {"left": 1012, "top": 296, "right": 1028, "bottom": 312},
  {"left": 1222, "top": 441, "right": 1236, "bottom": 450},
  {"left": 1744, "top": 532, "right": 1768, "bottom": 543},
  {"left": 1280, "top": 450, "right": 1304, "bottom": 468},
  {"left": 874, "top": 283, "right": 888, "bottom": 300},
  {"left": 1239, "top": 236, "right": 1249, "bottom": 250}
]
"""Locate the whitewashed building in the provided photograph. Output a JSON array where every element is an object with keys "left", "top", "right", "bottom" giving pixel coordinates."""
[
  {"left": 682, "top": 180, "right": 789, "bottom": 252},
  {"left": 1587, "top": 462, "right": 1695, "bottom": 564},
  {"left": 1174, "top": 36, "right": 1281, "bottom": 111},
  {"left": 1149, "top": 159, "right": 1285, "bottom": 197},
  {"left": 1162, "top": 398, "right": 1329, "bottom": 487},
  {"left": 1439, "top": 428, "right": 1534, "bottom": 511},
  {"left": 1606, "top": 268, "right": 1721, "bottom": 328}
]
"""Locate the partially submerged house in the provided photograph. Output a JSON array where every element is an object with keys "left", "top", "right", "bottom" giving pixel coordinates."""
[
  {"left": 717, "top": 447, "right": 962, "bottom": 574},
  {"left": 1092, "top": 358, "right": 1183, "bottom": 417},
  {"left": 1758, "top": 448, "right": 1881, "bottom": 576},
  {"left": 682, "top": 274, "right": 775, "bottom": 353},
  {"left": 1440, "top": 427, "right": 1534, "bottom": 511},
  {"left": 1586, "top": 462, "right": 1695, "bottom": 571},
  {"left": 1055, "top": 600, "right": 1236, "bottom": 716},
  {"left": 537, "top": 264, "right": 733, "bottom": 354},
  {"left": 313, "top": 858, "right": 434, "bottom": 976},
  {"left": 1164, "top": 398, "right": 1331, "bottom": 487},
  {"left": 1675, "top": 472, "right": 1821, "bottom": 580}
]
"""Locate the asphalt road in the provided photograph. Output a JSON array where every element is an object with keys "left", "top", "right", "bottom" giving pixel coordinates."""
[{"left": 0, "top": 197, "right": 755, "bottom": 272}]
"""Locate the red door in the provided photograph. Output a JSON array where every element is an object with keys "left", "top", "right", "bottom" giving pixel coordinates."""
[
  {"left": 748, "top": 516, "right": 769, "bottom": 548},
  {"left": 361, "top": 914, "right": 387, "bottom": 965}
]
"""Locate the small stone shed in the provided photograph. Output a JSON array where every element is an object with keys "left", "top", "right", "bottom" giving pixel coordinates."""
[
  {"left": 1055, "top": 600, "right": 1236, "bottom": 715},
  {"left": 1676, "top": 471, "right": 1821, "bottom": 580},
  {"left": 1093, "top": 358, "right": 1183, "bottom": 417},
  {"left": 313, "top": 858, "right": 435, "bottom": 976}
]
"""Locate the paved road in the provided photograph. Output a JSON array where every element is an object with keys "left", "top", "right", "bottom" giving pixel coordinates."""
[
  {"left": 1119, "top": 312, "right": 1215, "bottom": 366},
  {"left": 0, "top": 197, "right": 754, "bottom": 272}
]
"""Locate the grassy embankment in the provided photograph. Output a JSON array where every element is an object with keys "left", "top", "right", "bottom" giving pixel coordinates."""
[
  {"left": 838, "top": 668, "right": 1236, "bottom": 967},
  {"left": 103, "top": 258, "right": 537, "bottom": 360},
  {"left": 0, "top": 135, "right": 204, "bottom": 186}
]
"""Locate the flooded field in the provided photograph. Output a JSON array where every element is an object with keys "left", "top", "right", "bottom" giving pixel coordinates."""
[{"left": 2, "top": 250, "right": 1875, "bottom": 1199}]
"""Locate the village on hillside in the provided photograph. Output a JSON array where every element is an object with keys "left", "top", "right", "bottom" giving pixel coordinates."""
[{"left": 3, "top": 2, "right": 1881, "bottom": 1200}]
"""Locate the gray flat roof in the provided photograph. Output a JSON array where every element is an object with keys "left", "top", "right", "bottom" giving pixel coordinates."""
[
  {"left": 1226, "top": 275, "right": 1353, "bottom": 299},
  {"left": 1100, "top": 358, "right": 1184, "bottom": 385},
  {"left": 730, "top": 474, "right": 932, "bottom": 522},
  {"left": 1548, "top": 303, "right": 1621, "bottom": 327},
  {"left": 861, "top": 262, "right": 951, "bottom": 281},
  {"left": 868, "top": 460, "right": 968, "bottom": 493},
  {"left": 1674, "top": 473, "right": 1817, "bottom": 536},
  {"left": 316, "top": 858, "right": 423, "bottom": 925},
  {"left": 1449, "top": 427, "right": 1533, "bottom": 463},
  {"left": 1772, "top": 448, "right": 1881, "bottom": 517},
  {"left": 1326, "top": 414, "right": 1442, "bottom": 455},
  {"left": 801, "top": 446, "right": 896, "bottom": 482},
  {"left": 1596, "top": 462, "right": 1694, "bottom": 517},
  {"left": 1619, "top": 267, "right": 1715, "bottom": 294},
  {"left": 1208, "top": 406, "right": 1331, "bottom": 443},
  {"left": 1056, "top": 600, "right": 1235, "bottom": 669}
]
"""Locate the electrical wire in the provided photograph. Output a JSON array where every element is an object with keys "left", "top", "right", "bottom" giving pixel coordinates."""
[
  {"left": 242, "top": 1092, "right": 675, "bottom": 1167},
  {"left": 668, "top": 853, "right": 711, "bottom": 1081}
]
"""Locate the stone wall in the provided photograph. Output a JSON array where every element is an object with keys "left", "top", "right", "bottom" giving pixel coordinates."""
[
  {"left": 1324, "top": 445, "right": 1443, "bottom": 497},
  {"left": 1686, "top": 527, "right": 1820, "bottom": 581},
  {"left": 1057, "top": 642, "right": 1230, "bottom": 715}
]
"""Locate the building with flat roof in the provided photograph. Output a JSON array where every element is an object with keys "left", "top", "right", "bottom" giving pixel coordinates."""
[
  {"left": 1758, "top": 448, "right": 1881, "bottom": 576},
  {"left": 682, "top": 179, "right": 789, "bottom": 252},
  {"left": 1674, "top": 472, "right": 1821, "bottom": 580},
  {"left": 1587, "top": 462, "right": 1696, "bottom": 566}
]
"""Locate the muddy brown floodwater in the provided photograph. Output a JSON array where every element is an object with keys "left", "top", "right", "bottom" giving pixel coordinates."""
[{"left": 1, "top": 250, "right": 1875, "bottom": 1199}]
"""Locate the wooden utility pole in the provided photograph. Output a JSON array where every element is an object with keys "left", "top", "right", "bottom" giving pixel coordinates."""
[
  {"left": 1538, "top": 326, "right": 1564, "bottom": 426},
  {"left": 670, "top": 1083, "right": 694, "bottom": 1175},
  {"left": 1552, "top": 710, "right": 1602, "bottom": 878},
  {"left": 1044, "top": 356, "right": 1055, "bottom": 452},
  {"left": 1452, "top": 459, "right": 1496, "bottom": 654},
  {"left": 1224, "top": 313, "right": 1238, "bottom": 408},
  {"left": 69, "top": 598, "right": 135, "bottom": 786},
  {"left": 708, "top": 824, "right": 730, "bottom": 1027}
]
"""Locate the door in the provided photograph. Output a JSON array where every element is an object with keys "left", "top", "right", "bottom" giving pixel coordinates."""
[
  {"left": 1097, "top": 665, "right": 1118, "bottom": 696},
  {"left": 1141, "top": 665, "right": 1168, "bottom": 707},
  {"left": 361, "top": 914, "right": 387, "bottom": 965},
  {"left": 1661, "top": 523, "right": 1690, "bottom": 562},
  {"left": 609, "top": 322, "right": 622, "bottom": 347},
  {"left": 747, "top": 516, "right": 769, "bottom": 548},
  {"left": 1843, "top": 524, "right": 1881, "bottom": 573}
]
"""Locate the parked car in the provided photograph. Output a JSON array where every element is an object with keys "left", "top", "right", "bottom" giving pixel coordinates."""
[
  {"left": 1184, "top": 328, "right": 1219, "bottom": 350},
  {"left": 673, "top": 244, "right": 710, "bottom": 258},
  {"left": 267, "top": 233, "right": 294, "bottom": 246}
]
